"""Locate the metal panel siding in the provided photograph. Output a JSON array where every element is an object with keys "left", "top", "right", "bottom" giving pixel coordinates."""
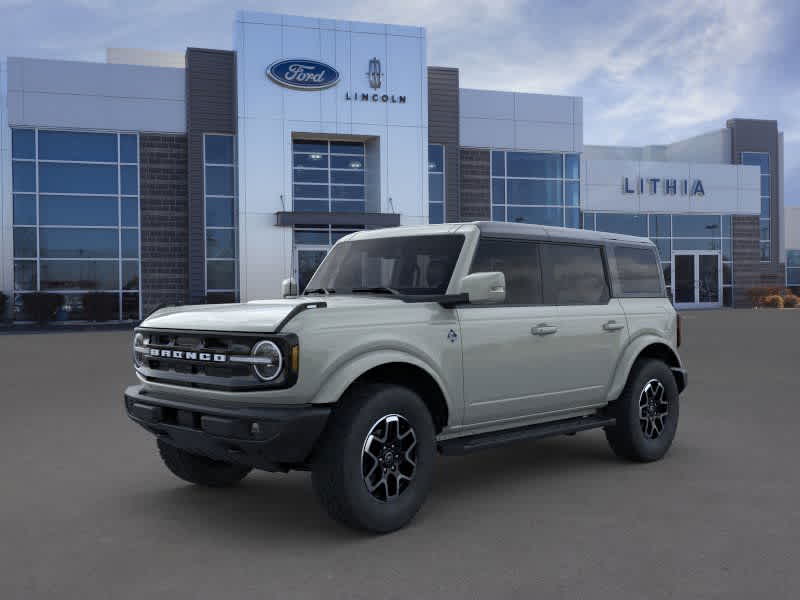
[
  {"left": 186, "top": 48, "right": 237, "bottom": 304},
  {"left": 427, "top": 67, "right": 460, "bottom": 223},
  {"left": 459, "top": 148, "right": 490, "bottom": 220}
]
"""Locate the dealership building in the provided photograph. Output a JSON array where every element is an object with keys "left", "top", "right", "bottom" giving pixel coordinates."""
[{"left": 0, "top": 10, "right": 792, "bottom": 321}]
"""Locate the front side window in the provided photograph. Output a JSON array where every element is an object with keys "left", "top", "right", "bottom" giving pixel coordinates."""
[
  {"left": 306, "top": 235, "right": 464, "bottom": 296},
  {"left": 614, "top": 246, "right": 664, "bottom": 296},
  {"left": 469, "top": 238, "right": 542, "bottom": 305},
  {"left": 541, "top": 243, "right": 609, "bottom": 305}
]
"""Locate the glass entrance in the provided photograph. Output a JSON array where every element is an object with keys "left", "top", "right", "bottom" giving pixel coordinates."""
[{"left": 672, "top": 251, "right": 721, "bottom": 308}]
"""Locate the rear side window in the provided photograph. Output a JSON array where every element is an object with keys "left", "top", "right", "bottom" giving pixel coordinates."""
[
  {"left": 541, "top": 243, "right": 610, "bottom": 305},
  {"left": 470, "top": 238, "right": 542, "bottom": 305},
  {"left": 614, "top": 246, "right": 664, "bottom": 296}
]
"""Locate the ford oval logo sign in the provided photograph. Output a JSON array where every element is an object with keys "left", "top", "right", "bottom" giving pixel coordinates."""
[{"left": 267, "top": 59, "right": 340, "bottom": 90}]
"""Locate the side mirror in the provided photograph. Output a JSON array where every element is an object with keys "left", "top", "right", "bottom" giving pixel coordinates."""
[
  {"left": 281, "top": 277, "right": 298, "bottom": 298},
  {"left": 458, "top": 271, "right": 506, "bottom": 304}
]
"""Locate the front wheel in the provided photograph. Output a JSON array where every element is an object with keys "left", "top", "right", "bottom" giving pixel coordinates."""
[
  {"left": 605, "top": 359, "right": 680, "bottom": 462},
  {"left": 311, "top": 383, "right": 436, "bottom": 533}
]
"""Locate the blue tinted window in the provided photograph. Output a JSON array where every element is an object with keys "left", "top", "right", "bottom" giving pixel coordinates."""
[
  {"left": 207, "top": 229, "right": 236, "bottom": 259},
  {"left": 721, "top": 215, "right": 732, "bottom": 237},
  {"left": 294, "top": 184, "right": 329, "bottom": 199},
  {"left": 507, "top": 180, "right": 562, "bottom": 205},
  {"left": 428, "top": 145, "right": 444, "bottom": 172},
  {"left": 122, "top": 293, "right": 140, "bottom": 319},
  {"left": 40, "top": 260, "right": 119, "bottom": 290},
  {"left": 429, "top": 203, "right": 444, "bottom": 224},
  {"left": 13, "top": 194, "right": 36, "bottom": 225},
  {"left": 120, "top": 135, "right": 138, "bottom": 163},
  {"left": 492, "top": 179, "right": 505, "bottom": 205},
  {"left": 565, "top": 181, "right": 579, "bottom": 206},
  {"left": 40, "top": 228, "right": 118, "bottom": 258},
  {"left": 429, "top": 174, "right": 444, "bottom": 204},
  {"left": 12, "top": 129, "right": 35, "bottom": 159},
  {"left": 294, "top": 153, "right": 329, "bottom": 168},
  {"left": 38, "top": 131, "right": 117, "bottom": 162},
  {"left": 507, "top": 206, "right": 563, "bottom": 226},
  {"left": 596, "top": 213, "right": 647, "bottom": 237},
  {"left": 331, "top": 185, "right": 364, "bottom": 200},
  {"left": 741, "top": 152, "right": 769, "bottom": 174},
  {"left": 652, "top": 238, "right": 671, "bottom": 261},
  {"left": 14, "top": 261, "right": 37, "bottom": 291},
  {"left": 294, "top": 199, "right": 328, "bottom": 212},
  {"left": 760, "top": 242, "right": 770, "bottom": 261},
  {"left": 294, "top": 230, "right": 330, "bottom": 245},
  {"left": 40, "top": 195, "right": 118, "bottom": 226},
  {"left": 583, "top": 212, "right": 595, "bottom": 230},
  {"left": 331, "top": 170, "right": 364, "bottom": 185},
  {"left": 331, "top": 201, "right": 366, "bottom": 213},
  {"left": 673, "top": 214, "right": 721, "bottom": 237},
  {"left": 122, "top": 229, "right": 139, "bottom": 258},
  {"left": 122, "top": 261, "right": 139, "bottom": 290},
  {"left": 491, "top": 151, "right": 505, "bottom": 176},
  {"left": 330, "top": 141, "right": 364, "bottom": 155},
  {"left": 722, "top": 238, "right": 732, "bottom": 261},
  {"left": 293, "top": 140, "right": 328, "bottom": 154},
  {"left": 294, "top": 169, "right": 329, "bottom": 183},
  {"left": 760, "top": 175, "right": 770, "bottom": 196},
  {"left": 121, "top": 165, "right": 138, "bottom": 195},
  {"left": 121, "top": 198, "right": 139, "bottom": 226},
  {"left": 331, "top": 155, "right": 362, "bottom": 169},
  {"left": 207, "top": 260, "right": 236, "bottom": 290},
  {"left": 788, "top": 268, "right": 800, "bottom": 285},
  {"left": 673, "top": 238, "right": 721, "bottom": 252},
  {"left": 12, "top": 161, "right": 36, "bottom": 192},
  {"left": 787, "top": 251, "right": 800, "bottom": 268},
  {"left": 14, "top": 228, "right": 37, "bottom": 258},
  {"left": 205, "top": 135, "right": 234, "bottom": 164},
  {"left": 649, "top": 214, "right": 671, "bottom": 237},
  {"left": 492, "top": 206, "right": 506, "bottom": 222},
  {"left": 507, "top": 152, "right": 562, "bottom": 178},
  {"left": 206, "top": 197, "right": 234, "bottom": 227},
  {"left": 39, "top": 163, "right": 118, "bottom": 194},
  {"left": 205, "top": 166, "right": 235, "bottom": 195},
  {"left": 565, "top": 207, "right": 580, "bottom": 229},
  {"left": 759, "top": 220, "right": 770, "bottom": 240},
  {"left": 565, "top": 154, "right": 580, "bottom": 179},
  {"left": 761, "top": 197, "right": 770, "bottom": 218}
]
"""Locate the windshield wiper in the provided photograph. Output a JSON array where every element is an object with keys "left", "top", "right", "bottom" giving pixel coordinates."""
[
  {"left": 304, "top": 287, "right": 335, "bottom": 295},
  {"left": 351, "top": 286, "right": 400, "bottom": 296}
]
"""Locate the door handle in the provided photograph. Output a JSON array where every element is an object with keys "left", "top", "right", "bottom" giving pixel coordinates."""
[
  {"left": 531, "top": 323, "right": 558, "bottom": 336},
  {"left": 602, "top": 320, "right": 625, "bottom": 331}
]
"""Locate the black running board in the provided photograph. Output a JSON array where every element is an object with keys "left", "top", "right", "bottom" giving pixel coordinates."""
[{"left": 438, "top": 415, "right": 616, "bottom": 456}]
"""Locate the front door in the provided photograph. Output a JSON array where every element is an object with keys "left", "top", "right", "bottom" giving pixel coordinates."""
[{"left": 672, "top": 251, "right": 722, "bottom": 309}]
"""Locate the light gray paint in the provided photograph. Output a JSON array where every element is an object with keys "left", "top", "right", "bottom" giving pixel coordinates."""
[
  {"left": 585, "top": 129, "right": 731, "bottom": 164},
  {"left": 7, "top": 57, "right": 185, "bottom": 133}
]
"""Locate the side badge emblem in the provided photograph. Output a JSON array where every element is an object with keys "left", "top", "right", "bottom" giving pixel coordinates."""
[{"left": 447, "top": 329, "right": 458, "bottom": 343}]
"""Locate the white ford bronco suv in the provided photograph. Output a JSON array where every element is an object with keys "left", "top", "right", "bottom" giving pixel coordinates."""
[{"left": 125, "top": 222, "right": 686, "bottom": 533}]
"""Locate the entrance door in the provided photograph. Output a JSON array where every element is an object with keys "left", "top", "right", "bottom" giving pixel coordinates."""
[
  {"left": 296, "top": 247, "right": 328, "bottom": 293},
  {"left": 672, "top": 251, "right": 722, "bottom": 309}
]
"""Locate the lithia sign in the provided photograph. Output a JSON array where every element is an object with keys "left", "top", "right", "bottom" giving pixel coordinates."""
[
  {"left": 267, "top": 57, "right": 406, "bottom": 103},
  {"left": 623, "top": 177, "right": 705, "bottom": 196}
]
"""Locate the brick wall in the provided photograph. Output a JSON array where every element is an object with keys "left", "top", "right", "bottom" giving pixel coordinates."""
[
  {"left": 139, "top": 133, "right": 189, "bottom": 316},
  {"left": 459, "top": 149, "right": 490, "bottom": 221}
]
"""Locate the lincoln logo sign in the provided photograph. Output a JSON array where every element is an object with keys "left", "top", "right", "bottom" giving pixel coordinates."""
[
  {"left": 623, "top": 177, "right": 705, "bottom": 196},
  {"left": 266, "top": 59, "right": 340, "bottom": 90}
]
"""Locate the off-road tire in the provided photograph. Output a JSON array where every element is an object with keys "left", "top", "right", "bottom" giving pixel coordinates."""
[
  {"left": 311, "top": 383, "right": 436, "bottom": 533},
  {"left": 157, "top": 439, "right": 252, "bottom": 487},
  {"left": 605, "top": 359, "right": 680, "bottom": 462}
]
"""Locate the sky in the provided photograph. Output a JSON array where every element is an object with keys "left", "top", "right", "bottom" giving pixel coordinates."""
[{"left": 1, "top": 0, "right": 798, "bottom": 204}]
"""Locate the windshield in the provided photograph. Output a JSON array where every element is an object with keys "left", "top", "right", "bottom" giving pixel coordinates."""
[{"left": 305, "top": 234, "right": 465, "bottom": 296}]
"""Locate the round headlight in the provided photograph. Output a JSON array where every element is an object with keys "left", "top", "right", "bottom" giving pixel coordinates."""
[
  {"left": 251, "top": 340, "right": 283, "bottom": 381},
  {"left": 133, "top": 332, "right": 145, "bottom": 368}
]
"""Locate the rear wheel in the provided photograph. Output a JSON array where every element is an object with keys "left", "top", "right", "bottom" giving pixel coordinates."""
[
  {"left": 605, "top": 359, "right": 680, "bottom": 462},
  {"left": 157, "top": 439, "right": 252, "bottom": 487},
  {"left": 311, "top": 383, "right": 436, "bottom": 533}
]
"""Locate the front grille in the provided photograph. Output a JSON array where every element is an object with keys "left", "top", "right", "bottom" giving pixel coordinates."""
[{"left": 135, "top": 329, "right": 286, "bottom": 391}]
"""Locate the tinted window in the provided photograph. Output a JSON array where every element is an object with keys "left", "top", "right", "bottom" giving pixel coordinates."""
[
  {"left": 204, "top": 135, "right": 234, "bottom": 164},
  {"left": 38, "top": 131, "right": 117, "bottom": 162},
  {"left": 507, "top": 152, "right": 562, "bottom": 178},
  {"left": 541, "top": 243, "right": 609, "bottom": 305},
  {"left": 40, "top": 228, "right": 118, "bottom": 258},
  {"left": 595, "top": 213, "right": 647, "bottom": 237},
  {"left": 615, "top": 246, "right": 663, "bottom": 296},
  {"left": 673, "top": 214, "right": 721, "bottom": 237},
  {"left": 39, "top": 163, "right": 118, "bottom": 194},
  {"left": 120, "top": 134, "right": 138, "bottom": 163},
  {"left": 469, "top": 238, "right": 542, "bottom": 305},
  {"left": 12, "top": 129, "right": 35, "bottom": 159},
  {"left": 40, "top": 195, "right": 118, "bottom": 226}
]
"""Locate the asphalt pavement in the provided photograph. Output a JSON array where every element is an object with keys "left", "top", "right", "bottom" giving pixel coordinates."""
[{"left": 1, "top": 309, "right": 798, "bottom": 599}]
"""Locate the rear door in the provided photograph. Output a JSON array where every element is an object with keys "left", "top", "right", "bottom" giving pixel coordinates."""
[{"left": 538, "top": 242, "right": 629, "bottom": 410}]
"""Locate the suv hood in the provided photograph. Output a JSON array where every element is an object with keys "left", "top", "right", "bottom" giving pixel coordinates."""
[{"left": 140, "top": 296, "right": 399, "bottom": 333}]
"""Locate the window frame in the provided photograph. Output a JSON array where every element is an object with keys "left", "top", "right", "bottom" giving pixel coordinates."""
[
  {"left": 467, "top": 236, "right": 544, "bottom": 307},
  {"left": 539, "top": 241, "right": 612, "bottom": 306}
]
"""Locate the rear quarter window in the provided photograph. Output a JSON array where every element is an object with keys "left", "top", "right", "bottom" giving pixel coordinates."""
[{"left": 614, "top": 246, "right": 664, "bottom": 296}]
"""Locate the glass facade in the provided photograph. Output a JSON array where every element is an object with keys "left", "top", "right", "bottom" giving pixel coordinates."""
[
  {"left": 788, "top": 250, "right": 800, "bottom": 287},
  {"left": 428, "top": 144, "right": 444, "bottom": 224},
  {"left": 584, "top": 212, "right": 734, "bottom": 306},
  {"left": 11, "top": 128, "right": 140, "bottom": 320},
  {"left": 292, "top": 140, "right": 365, "bottom": 213},
  {"left": 204, "top": 134, "right": 238, "bottom": 302},
  {"left": 742, "top": 152, "right": 770, "bottom": 261},
  {"left": 491, "top": 151, "right": 580, "bottom": 228}
]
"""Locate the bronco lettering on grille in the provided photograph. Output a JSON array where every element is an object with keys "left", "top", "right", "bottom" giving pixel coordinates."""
[{"left": 149, "top": 348, "right": 227, "bottom": 362}]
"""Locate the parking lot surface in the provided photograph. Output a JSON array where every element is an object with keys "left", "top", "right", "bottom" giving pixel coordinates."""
[{"left": 1, "top": 309, "right": 799, "bottom": 599}]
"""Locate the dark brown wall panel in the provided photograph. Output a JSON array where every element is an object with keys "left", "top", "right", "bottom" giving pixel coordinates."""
[
  {"left": 428, "top": 67, "right": 460, "bottom": 222},
  {"left": 459, "top": 149, "right": 490, "bottom": 220}
]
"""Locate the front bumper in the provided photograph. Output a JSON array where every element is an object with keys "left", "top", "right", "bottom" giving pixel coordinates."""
[{"left": 124, "top": 385, "right": 331, "bottom": 471}]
